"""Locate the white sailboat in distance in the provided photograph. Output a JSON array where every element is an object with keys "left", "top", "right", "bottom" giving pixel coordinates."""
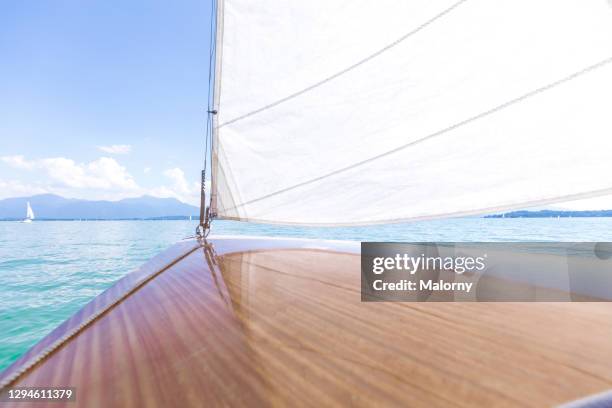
[{"left": 22, "top": 201, "right": 34, "bottom": 223}]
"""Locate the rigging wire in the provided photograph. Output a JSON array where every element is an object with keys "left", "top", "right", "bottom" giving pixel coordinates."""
[
  {"left": 197, "top": 0, "right": 217, "bottom": 238},
  {"left": 204, "top": 0, "right": 216, "bottom": 172}
]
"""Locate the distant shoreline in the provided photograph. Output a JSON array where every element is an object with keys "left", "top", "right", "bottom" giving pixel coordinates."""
[
  {"left": 3, "top": 210, "right": 612, "bottom": 221},
  {"left": 486, "top": 210, "right": 612, "bottom": 218}
]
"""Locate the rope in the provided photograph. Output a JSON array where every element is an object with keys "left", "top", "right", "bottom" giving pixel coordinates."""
[{"left": 0, "top": 243, "right": 202, "bottom": 391}]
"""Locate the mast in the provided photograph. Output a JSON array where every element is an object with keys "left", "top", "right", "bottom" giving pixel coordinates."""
[
  {"left": 209, "top": 0, "right": 223, "bottom": 220},
  {"left": 197, "top": 0, "right": 222, "bottom": 238}
]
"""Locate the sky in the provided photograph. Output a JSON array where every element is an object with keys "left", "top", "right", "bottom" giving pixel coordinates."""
[
  {"left": 1, "top": 1, "right": 611, "bottom": 211},
  {"left": 0, "top": 0, "right": 213, "bottom": 205}
]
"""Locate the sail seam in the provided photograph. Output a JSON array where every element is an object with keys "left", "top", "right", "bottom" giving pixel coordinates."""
[
  {"left": 216, "top": 184, "right": 612, "bottom": 227},
  {"left": 218, "top": 0, "right": 469, "bottom": 128},
  {"left": 221, "top": 55, "right": 612, "bottom": 213}
]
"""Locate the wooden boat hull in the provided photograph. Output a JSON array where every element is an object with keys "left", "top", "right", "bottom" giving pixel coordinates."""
[{"left": 1, "top": 236, "right": 612, "bottom": 407}]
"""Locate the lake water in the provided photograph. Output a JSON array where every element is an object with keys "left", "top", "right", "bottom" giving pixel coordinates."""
[{"left": 2, "top": 217, "right": 612, "bottom": 371}]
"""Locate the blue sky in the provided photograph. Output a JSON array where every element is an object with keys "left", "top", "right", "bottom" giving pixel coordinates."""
[
  {"left": 1, "top": 1, "right": 611, "bottom": 210},
  {"left": 0, "top": 0, "right": 213, "bottom": 204}
]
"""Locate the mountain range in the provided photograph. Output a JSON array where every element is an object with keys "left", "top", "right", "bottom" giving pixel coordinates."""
[
  {"left": 0, "top": 194, "right": 199, "bottom": 220},
  {"left": 3, "top": 194, "right": 611, "bottom": 221}
]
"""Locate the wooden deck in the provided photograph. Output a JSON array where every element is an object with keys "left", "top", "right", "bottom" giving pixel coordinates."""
[{"left": 1, "top": 237, "right": 612, "bottom": 407}]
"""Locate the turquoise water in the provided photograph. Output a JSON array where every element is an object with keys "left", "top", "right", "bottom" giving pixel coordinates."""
[{"left": 2, "top": 217, "right": 612, "bottom": 371}]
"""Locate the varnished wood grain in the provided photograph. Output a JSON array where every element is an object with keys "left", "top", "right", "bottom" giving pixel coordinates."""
[{"left": 2, "top": 238, "right": 612, "bottom": 407}]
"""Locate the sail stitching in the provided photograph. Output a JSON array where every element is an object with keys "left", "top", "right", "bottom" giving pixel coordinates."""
[
  {"left": 223, "top": 55, "right": 612, "bottom": 212},
  {"left": 218, "top": 0, "right": 469, "bottom": 128}
]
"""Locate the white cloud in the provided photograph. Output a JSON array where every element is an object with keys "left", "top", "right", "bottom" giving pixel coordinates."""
[
  {"left": 143, "top": 167, "right": 151, "bottom": 174},
  {"left": 163, "top": 168, "right": 191, "bottom": 194},
  {"left": 149, "top": 167, "right": 201, "bottom": 205},
  {"left": 0, "top": 179, "right": 49, "bottom": 199},
  {"left": 1, "top": 155, "right": 200, "bottom": 205},
  {"left": 96, "top": 144, "right": 131, "bottom": 154},
  {"left": 1, "top": 155, "right": 35, "bottom": 170},
  {"left": 2, "top": 155, "right": 138, "bottom": 191}
]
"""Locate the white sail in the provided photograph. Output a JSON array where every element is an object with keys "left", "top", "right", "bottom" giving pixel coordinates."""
[
  {"left": 26, "top": 202, "right": 34, "bottom": 220},
  {"left": 212, "top": 0, "right": 612, "bottom": 225}
]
